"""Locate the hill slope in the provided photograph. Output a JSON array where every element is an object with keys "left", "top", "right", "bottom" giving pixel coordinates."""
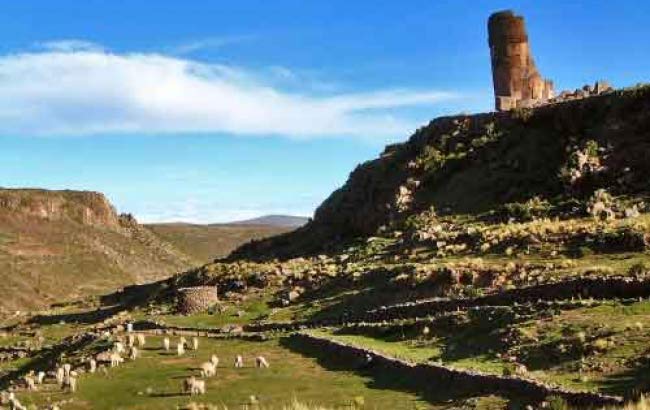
[
  {"left": 146, "top": 222, "right": 299, "bottom": 263},
  {"left": 231, "top": 215, "right": 309, "bottom": 227},
  {"left": 0, "top": 188, "right": 193, "bottom": 312},
  {"left": 231, "top": 84, "right": 650, "bottom": 260}
]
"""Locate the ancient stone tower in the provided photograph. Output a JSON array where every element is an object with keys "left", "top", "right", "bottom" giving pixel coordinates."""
[{"left": 488, "top": 10, "right": 554, "bottom": 111}]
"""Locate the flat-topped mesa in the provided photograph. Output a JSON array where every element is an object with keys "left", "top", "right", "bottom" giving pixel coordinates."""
[{"left": 488, "top": 10, "right": 555, "bottom": 111}]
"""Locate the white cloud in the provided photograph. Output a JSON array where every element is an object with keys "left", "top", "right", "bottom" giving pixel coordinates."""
[
  {"left": 37, "top": 39, "right": 104, "bottom": 52},
  {"left": 170, "top": 35, "right": 253, "bottom": 55},
  {"left": 0, "top": 44, "right": 458, "bottom": 139}
]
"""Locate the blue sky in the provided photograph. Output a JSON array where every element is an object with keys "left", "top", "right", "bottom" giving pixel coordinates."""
[{"left": 1, "top": 1, "right": 648, "bottom": 222}]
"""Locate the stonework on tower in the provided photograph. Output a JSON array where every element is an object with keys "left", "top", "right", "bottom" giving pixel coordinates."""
[{"left": 488, "top": 10, "right": 555, "bottom": 111}]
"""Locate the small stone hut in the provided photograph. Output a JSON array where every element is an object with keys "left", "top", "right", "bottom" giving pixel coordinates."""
[{"left": 177, "top": 286, "right": 219, "bottom": 314}]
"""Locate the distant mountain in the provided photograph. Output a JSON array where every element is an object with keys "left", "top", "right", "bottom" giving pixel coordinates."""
[{"left": 229, "top": 214, "right": 309, "bottom": 227}]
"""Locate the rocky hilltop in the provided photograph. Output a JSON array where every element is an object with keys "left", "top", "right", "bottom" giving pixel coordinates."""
[
  {"left": 0, "top": 189, "right": 194, "bottom": 311},
  {"left": 232, "top": 84, "right": 650, "bottom": 260},
  {"left": 0, "top": 189, "right": 121, "bottom": 229}
]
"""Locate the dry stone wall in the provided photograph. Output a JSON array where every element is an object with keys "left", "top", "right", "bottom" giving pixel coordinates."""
[{"left": 291, "top": 333, "right": 623, "bottom": 407}]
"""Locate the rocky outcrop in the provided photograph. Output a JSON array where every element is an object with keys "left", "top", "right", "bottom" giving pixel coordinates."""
[{"left": 0, "top": 188, "right": 121, "bottom": 229}]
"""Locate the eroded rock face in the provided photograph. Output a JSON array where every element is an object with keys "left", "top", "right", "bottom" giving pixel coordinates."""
[
  {"left": 0, "top": 189, "right": 121, "bottom": 228},
  {"left": 488, "top": 10, "right": 555, "bottom": 111}
]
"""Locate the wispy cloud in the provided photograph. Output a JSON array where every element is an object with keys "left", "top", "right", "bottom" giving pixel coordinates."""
[
  {"left": 169, "top": 35, "right": 254, "bottom": 55},
  {"left": 36, "top": 39, "right": 104, "bottom": 52},
  {"left": 0, "top": 42, "right": 458, "bottom": 139}
]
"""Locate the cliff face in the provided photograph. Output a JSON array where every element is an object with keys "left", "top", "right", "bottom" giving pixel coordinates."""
[
  {"left": 231, "top": 85, "right": 650, "bottom": 260},
  {"left": 0, "top": 188, "right": 193, "bottom": 311},
  {"left": 0, "top": 189, "right": 121, "bottom": 229}
]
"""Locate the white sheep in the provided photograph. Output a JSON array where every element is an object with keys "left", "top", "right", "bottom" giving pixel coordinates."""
[
  {"left": 191, "top": 379, "right": 205, "bottom": 395},
  {"left": 179, "top": 336, "right": 187, "bottom": 347},
  {"left": 192, "top": 337, "right": 199, "bottom": 350},
  {"left": 113, "top": 342, "right": 125, "bottom": 354},
  {"left": 62, "top": 375, "right": 77, "bottom": 393},
  {"left": 55, "top": 367, "right": 65, "bottom": 385},
  {"left": 9, "top": 394, "right": 27, "bottom": 410},
  {"left": 199, "top": 362, "right": 216, "bottom": 378},
  {"left": 88, "top": 359, "right": 97, "bottom": 374},
  {"left": 62, "top": 363, "right": 72, "bottom": 378},
  {"left": 163, "top": 337, "right": 170, "bottom": 351},
  {"left": 182, "top": 376, "right": 195, "bottom": 395},
  {"left": 23, "top": 375, "right": 36, "bottom": 391},
  {"left": 177, "top": 342, "right": 185, "bottom": 356},
  {"left": 127, "top": 334, "right": 135, "bottom": 347},
  {"left": 36, "top": 371, "right": 45, "bottom": 384},
  {"left": 136, "top": 334, "right": 146, "bottom": 347},
  {"left": 129, "top": 346, "right": 139, "bottom": 360},
  {"left": 210, "top": 354, "right": 219, "bottom": 368},
  {"left": 110, "top": 352, "right": 123, "bottom": 368},
  {"left": 255, "top": 356, "right": 269, "bottom": 368},
  {"left": 234, "top": 355, "right": 244, "bottom": 368}
]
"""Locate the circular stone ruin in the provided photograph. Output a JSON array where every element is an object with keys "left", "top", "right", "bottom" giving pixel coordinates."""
[{"left": 177, "top": 286, "right": 219, "bottom": 314}]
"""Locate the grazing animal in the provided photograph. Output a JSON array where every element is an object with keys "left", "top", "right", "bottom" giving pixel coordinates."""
[
  {"left": 255, "top": 356, "right": 270, "bottom": 368},
  {"left": 177, "top": 342, "right": 185, "bottom": 356},
  {"left": 163, "top": 337, "right": 170, "bottom": 351},
  {"left": 36, "top": 371, "right": 46, "bottom": 384},
  {"left": 55, "top": 367, "right": 65, "bottom": 385},
  {"left": 62, "top": 363, "right": 72, "bottom": 378},
  {"left": 182, "top": 376, "right": 195, "bottom": 395},
  {"left": 179, "top": 337, "right": 187, "bottom": 347},
  {"left": 192, "top": 337, "right": 199, "bottom": 350},
  {"left": 136, "top": 334, "right": 146, "bottom": 347},
  {"left": 88, "top": 359, "right": 97, "bottom": 373},
  {"left": 234, "top": 355, "right": 244, "bottom": 368},
  {"left": 113, "top": 342, "right": 125, "bottom": 354},
  {"left": 110, "top": 352, "right": 123, "bottom": 368},
  {"left": 24, "top": 375, "right": 37, "bottom": 391},
  {"left": 127, "top": 334, "right": 135, "bottom": 347},
  {"left": 62, "top": 375, "right": 77, "bottom": 393},
  {"left": 129, "top": 346, "right": 139, "bottom": 360},
  {"left": 8, "top": 394, "right": 27, "bottom": 410},
  {"left": 200, "top": 362, "right": 216, "bottom": 378},
  {"left": 210, "top": 354, "right": 219, "bottom": 368},
  {"left": 191, "top": 379, "right": 205, "bottom": 395}
]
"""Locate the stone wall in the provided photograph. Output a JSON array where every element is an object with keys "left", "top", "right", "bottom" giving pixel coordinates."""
[
  {"left": 291, "top": 333, "right": 623, "bottom": 407},
  {"left": 361, "top": 276, "right": 650, "bottom": 322},
  {"left": 176, "top": 286, "right": 218, "bottom": 314}
]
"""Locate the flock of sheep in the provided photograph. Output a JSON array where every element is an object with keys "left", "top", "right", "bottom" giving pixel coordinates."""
[{"left": 1, "top": 328, "right": 271, "bottom": 408}]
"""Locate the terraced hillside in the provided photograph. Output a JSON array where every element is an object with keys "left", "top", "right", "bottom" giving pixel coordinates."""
[
  {"left": 0, "top": 189, "right": 193, "bottom": 312},
  {"left": 4, "top": 86, "right": 650, "bottom": 410}
]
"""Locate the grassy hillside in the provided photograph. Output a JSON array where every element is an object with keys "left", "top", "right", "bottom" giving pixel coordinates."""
[
  {"left": 5, "top": 87, "right": 650, "bottom": 410},
  {"left": 0, "top": 189, "right": 193, "bottom": 312},
  {"left": 146, "top": 222, "right": 298, "bottom": 263}
]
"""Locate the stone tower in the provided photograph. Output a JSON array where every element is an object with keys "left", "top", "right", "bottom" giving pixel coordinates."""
[{"left": 488, "top": 10, "right": 554, "bottom": 111}]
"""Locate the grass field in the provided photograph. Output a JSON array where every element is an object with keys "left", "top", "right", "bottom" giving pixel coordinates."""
[{"left": 18, "top": 336, "right": 435, "bottom": 410}]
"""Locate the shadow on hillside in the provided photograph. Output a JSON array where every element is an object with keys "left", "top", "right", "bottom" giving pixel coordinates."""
[
  {"left": 300, "top": 268, "right": 442, "bottom": 323},
  {"left": 598, "top": 353, "right": 650, "bottom": 398},
  {"left": 280, "top": 336, "right": 528, "bottom": 407},
  {"left": 28, "top": 305, "right": 124, "bottom": 326}
]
